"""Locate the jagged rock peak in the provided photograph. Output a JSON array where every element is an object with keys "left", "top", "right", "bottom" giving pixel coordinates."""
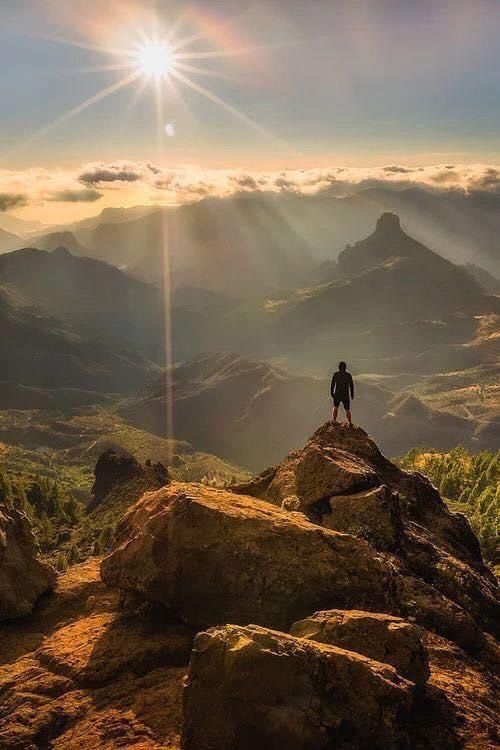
[
  {"left": 231, "top": 421, "right": 498, "bottom": 644},
  {"left": 375, "top": 211, "right": 402, "bottom": 235},
  {"left": 91, "top": 449, "right": 143, "bottom": 508},
  {"left": 90, "top": 449, "right": 170, "bottom": 511}
]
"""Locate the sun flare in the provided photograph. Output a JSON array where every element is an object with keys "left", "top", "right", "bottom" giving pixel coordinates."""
[{"left": 136, "top": 41, "right": 174, "bottom": 79}]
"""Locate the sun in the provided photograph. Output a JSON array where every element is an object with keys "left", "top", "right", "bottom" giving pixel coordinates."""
[{"left": 136, "top": 41, "right": 174, "bottom": 79}]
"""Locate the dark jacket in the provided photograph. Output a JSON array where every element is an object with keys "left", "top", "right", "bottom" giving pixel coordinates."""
[{"left": 330, "top": 370, "right": 354, "bottom": 399}]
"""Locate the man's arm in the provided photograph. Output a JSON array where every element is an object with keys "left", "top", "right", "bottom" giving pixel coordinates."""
[
  {"left": 349, "top": 373, "right": 354, "bottom": 399},
  {"left": 330, "top": 373, "right": 337, "bottom": 398}
]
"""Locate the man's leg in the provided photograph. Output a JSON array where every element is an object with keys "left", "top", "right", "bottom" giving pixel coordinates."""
[
  {"left": 332, "top": 404, "right": 338, "bottom": 423},
  {"left": 346, "top": 409, "right": 352, "bottom": 426}
]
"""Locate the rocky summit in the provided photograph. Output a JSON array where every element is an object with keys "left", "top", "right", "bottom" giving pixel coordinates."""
[{"left": 0, "top": 424, "right": 498, "bottom": 749}]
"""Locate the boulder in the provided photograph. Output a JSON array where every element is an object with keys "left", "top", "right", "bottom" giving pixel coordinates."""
[
  {"left": 291, "top": 609, "right": 429, "bottom": 686},
  {"left": 90, "top": 448, "right": 170, "bottom": 511},
  {"left": 0, "top": 503, "right": 56, "bottom": 621},
  {"left": 182, "top": 624, "right": 414, "bottom": 750},
  {"left": 324, "top": 485, "right": 404, "bottom": 551},
  {"left": 101, "top": 482, "right": 394, "bottom": 631},
  {"left": 234, "top": 427, "right": 379, "bottom": 515}
]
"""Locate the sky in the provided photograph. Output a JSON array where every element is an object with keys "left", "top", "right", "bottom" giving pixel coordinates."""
[{"left": 0, "top": 0, "right": 499, "bottom": 225}]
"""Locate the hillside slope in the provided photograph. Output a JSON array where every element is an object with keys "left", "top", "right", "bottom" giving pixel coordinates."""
[
  {"left": 0, "top": 246, "right": 165, "bottom": 360},
  {"left": 0, "top": 283, "right": 154, "bottom": 396},
  {"left": 118, "top": 352, "right": 496, "bottom": 469}
]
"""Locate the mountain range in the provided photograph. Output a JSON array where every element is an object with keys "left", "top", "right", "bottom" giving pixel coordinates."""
[
  {"left": 0, "top": 279, "right": 155, "bottom": 400},
  {"left": 14, "top": 187, "right": 500, "bottom": 291},
  {"left": 0, "top": 245, "right": 164, "bottom": 360},
  {"left": 163, "top": 212, "right": 499, "bottom": 379},
  {"left": 0, "top": 226, "right": 20, "bottom": 253},
  {"left": 118, "top": 351, "right": 494, "bottom": 470},
  {"left": 0, "top": 209, "right": 497, "bottom": 468},
  {"left": 267, "top": 212, "right": 498, "bottom": 373}
]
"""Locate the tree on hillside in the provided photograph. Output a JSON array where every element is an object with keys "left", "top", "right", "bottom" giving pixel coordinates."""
[{"left": 397, "top": 447, "right": 499, "bottom": 566}]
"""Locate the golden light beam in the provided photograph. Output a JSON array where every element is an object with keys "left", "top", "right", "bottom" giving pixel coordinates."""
[
  {"left": 174, "top": 61, "right": 240, "bottom": 82},
  {"left": 1, "top": 70, "right": 141, "bottom": 161},
  {"left": 174, "top": 47, "right": 263, "bottom": 61},
  {"left": 153, "top": 75, "right": 175, "bottom": 461},
  {"left": 170, "top": 69, "right": 303, "bottom": 158},
  {"left": 62, "top": 62, "right": 135, "bottom": 76},
  {"left": 33, "top": 31, "right": 133, "bottom": 59},
  {"left": 121, "top": 73, "right": 150, "bottom": 117}
]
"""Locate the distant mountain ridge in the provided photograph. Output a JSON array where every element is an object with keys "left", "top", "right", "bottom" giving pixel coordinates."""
[
  {"left": 0, "top": 282, "right": 154, "bottom": 397},
  {"left": 118, "top": 351, "right": 493, "bottom": 469},
  {"left": 26, "top": 231, "right": 91, "bottom": 258},
  {"left": 267, "top": 212, "right": 498, "bottom": 374},
  {"left": 0, "top": 245, "right": 165, "bottom": 361},
  {"left": 19, "top": 187, "right": 500, "bottom": 286},
  {"left": 159, "top": 213, "right": 497, "bottom": 377},
  {"left": 0, "top": 227, "right": 20, "bottom": 253},
  {"left": 462, "top": 263, "right": 500, "bottom": 295}
]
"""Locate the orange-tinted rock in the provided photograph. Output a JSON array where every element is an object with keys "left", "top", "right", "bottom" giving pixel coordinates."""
[
  {"left": 0, "top": 560, "right": 188, "bottom": 750},
  {"left": 101, "top": 482, "right": 394, "bottom": 630},
  {"left": 235, "top": 422, "right": 500, "bottom": 642},
  {"left": 397, "top": 575, "right": 486, "bottom": 653},
  {"left": 324, "top": 485, "right": 404, "bottom": 551},
  {"left": 36, "top": 612, "right": 193, "bottom": 687},
  {"left": 291, "top": 609, "right": 429, "bottom": 686},
  {"left": 0, "top": 502, "right": 56, "bottom": 621},
  {"left": 182, "top": 624, "right": 414, "bottom": 750}
]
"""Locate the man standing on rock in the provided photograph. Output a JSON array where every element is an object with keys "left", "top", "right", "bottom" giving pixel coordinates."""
[{"left": 330, "top": 361, "right": 354, "bottom": 426}]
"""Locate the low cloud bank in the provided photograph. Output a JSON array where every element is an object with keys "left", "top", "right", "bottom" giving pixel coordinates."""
[{"left": 1, "top": 161, "right": 499, "bottom": 212}]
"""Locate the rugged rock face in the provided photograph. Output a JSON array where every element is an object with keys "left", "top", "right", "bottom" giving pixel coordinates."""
[
  {"left": 264, "top": 441, "right": 378, "bottom": 513},
  {"left": 0, "top": 502, "right": 56, "bottom": 621},
  {"left": 183, "top": 624, "right": 415, "bottom": 750},
  {"left": 234, "top": 423, "right": 499, "bottom": 642},
  {"left": 101, "top": 482, "right": 394, "bottom": 631},
  {"left": 324, "top": 485, "right": 404, "bottom": 552},
  {"left": 232, "top": 424, "right": 392, "bottom": 514},
  {"left": 90, "top": 448, "right": 169, "bottom": 510},
  {"left": 290, "top": 609, "right": 430, "bottom": 686},
  {"left": 0, "top": 560, "right": 189, "bottom": 749},
  {"left": 2, "top": 559, "right": 498, "bottom": 749},
  {"left": 1, "top": 423, "right": 498, "bottom": 749}
]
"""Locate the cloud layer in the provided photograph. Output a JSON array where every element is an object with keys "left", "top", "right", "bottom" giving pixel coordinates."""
[{"left": 1, "top": 161, "right": 499, "bottom": 213}]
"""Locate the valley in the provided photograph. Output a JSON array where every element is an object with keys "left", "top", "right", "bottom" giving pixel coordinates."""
[{"left": 0, "top": 205, "right": 497, "bottom": 596}]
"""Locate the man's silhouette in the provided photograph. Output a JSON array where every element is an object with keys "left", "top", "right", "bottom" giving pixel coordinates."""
[{"left": 330, "top": 361, "right": 354, "bottom": 426}]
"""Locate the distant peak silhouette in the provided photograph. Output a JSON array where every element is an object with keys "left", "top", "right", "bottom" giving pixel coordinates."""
[{"left": 375, "top": 212, "right": 402, "bottom": 235}]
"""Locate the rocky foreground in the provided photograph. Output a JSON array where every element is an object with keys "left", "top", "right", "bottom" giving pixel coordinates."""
[{"left": 0, "top": 423, "right": 498, "bottom": 748}]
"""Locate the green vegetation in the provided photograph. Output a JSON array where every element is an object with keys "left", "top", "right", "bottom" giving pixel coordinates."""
[
  {"left": 0, "top": 409, "right": 249, "bottom": 572},
  {"left": 0, "top": 466, "right": 85, "bottom": 568},
  {"left": 397, "top": 447, "right": 499, "bottom": 568}
]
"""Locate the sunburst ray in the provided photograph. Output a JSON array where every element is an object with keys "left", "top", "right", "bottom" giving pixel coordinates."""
[
  {"left": 2, "top": 70, "right": 141, "bottom": 160},
  {"left": 170, "top": 69, "right": 302, "bottom": 157}
]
